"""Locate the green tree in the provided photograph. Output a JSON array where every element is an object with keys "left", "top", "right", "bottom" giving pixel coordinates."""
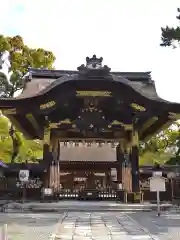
[
  {"left": 161, "top": 8, "right": 180, "bottom": 47},
  {"left": 0, "top": 35, "right": 56, "bottom": 97},
  {"left": 0, "top": 115, "right": 43, "bottom": 163},
  {"left": 0, "top": 35, "right": 55, "bottom": 162},
  {"left": 140, "top": 124, "right": 180, "bottom": 165},
  {"left": 160, "top": 10, "right": 180, "bottom": 164}
]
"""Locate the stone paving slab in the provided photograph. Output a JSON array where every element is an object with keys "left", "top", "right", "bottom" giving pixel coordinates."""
[
  {"left": 0, "top": 209, "right": 179, "bottom": 239},
  {"left": 129, "top": 211, "right": 180, "bottom": 240},
  {"left": 0, "top": 213, "right": 61, "bottom": 240},
  {"left": 52, "top": 212, "right": 153, "bottom": 240}
]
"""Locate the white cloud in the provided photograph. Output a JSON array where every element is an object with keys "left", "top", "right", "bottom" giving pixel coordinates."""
[{"left": 1, "top": 0, "right": 180, "bottom": 102}]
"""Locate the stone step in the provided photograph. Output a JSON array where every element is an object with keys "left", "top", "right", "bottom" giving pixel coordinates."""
[{"left": 3, "top": 201, "right": 172, "bottom": 213}]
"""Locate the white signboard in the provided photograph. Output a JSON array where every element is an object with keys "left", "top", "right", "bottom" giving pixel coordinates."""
[
  {"left": 153, "top": 171, "right": 162, "bottom": 177},
  {"left": 74, "top": 177, "right": 87, "bottom": 182},
  {"left": 167, "top": 172, "right": 176, "bottom": 179},
  {"left": 150, "top": 177, "right": 166, "bottom": 192},
  {"left": 111, "top": 168, "right": 117, "bottom": 181},
  {"left": 94, "top": 173, "right": 105, "bottom": 176},
  {"left": 118, "top": 183, "right": 122, "bottom": 190},
  {"left": 44, "top": 188, "right": 53, "bottom": 196},
  {"left": 19, "top": 170, "right": 29, "bottom": 182}
]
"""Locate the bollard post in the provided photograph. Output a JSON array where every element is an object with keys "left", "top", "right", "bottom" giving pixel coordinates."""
[
  {"left": 124, "top": 191, "right": 127, "bottom": 203},
  {"left": 141, "top": 192, "right": 144, "bottom": 204},
  {"left": 157, "top": 191, "right": 161, "bottom": 217},
  {"left": 2, "top": 224, "right": 8, "bottom": 240}
]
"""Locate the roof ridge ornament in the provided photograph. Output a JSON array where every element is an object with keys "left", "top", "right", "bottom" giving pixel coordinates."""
[
  {"left": 86, "top": 55, "right": 103, "bottom": 69},
  {"left": 77, "top": 55, "right": 111, "bottom": 75}
]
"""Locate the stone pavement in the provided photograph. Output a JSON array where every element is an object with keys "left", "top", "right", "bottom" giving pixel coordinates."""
[
  {"left": 0, "top": 212, "right": 61, "bottom": 240},
  {"left": 129, "top": 211, "right": 180, "bottom": 240},
  {"left": 51, "top": 212, "right": 154, "bottom": 239},
  {"left": 0, "top": 210, "right": 180, "bottom": 239}
]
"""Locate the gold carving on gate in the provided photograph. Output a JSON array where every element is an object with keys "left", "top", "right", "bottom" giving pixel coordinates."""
[
  {"left": 131, "top": 103, "right": 146, "bottom": 112},
  {"left": 49, "top": 123, "right": 59, "bottom": 128},
  {"left": 49, "top": 119, "right": 72, "bottom": 129},
  {"left": 2, "top": 108, "right": 16, "bottom": 114},
  {"left": 123, "top": 124, "right": 133, "bottom": 130},
  {"left": 111, "top": 120, "right": 123, "bottom": 125},
  {"left": 40, "top": 101, "right": 56, "bottom": 110},
  {"left": 110, "top": 121, "right": 133, "bottom": 130},
  {"left": 59, "top": 119, "right": 71, "bottom": 124},
  {"left": 76, "top": 91, "right": 111, "bottom": 97}
]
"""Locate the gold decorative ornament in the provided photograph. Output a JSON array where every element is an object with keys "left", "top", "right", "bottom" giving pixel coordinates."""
[
  {"left": 59, "top": 119, "right": 71, "bottom": 124},
  {"left": 76, "top": 91, "right": 112, "bottom": 97},
  {"left": 111, "top": 120, "right": 123, "bottom": 125},
  {"left": 40, "top": 101, "right": 56, "bottom": 110},
  {"left": 123, "top": 124, "right": 133, "bottom": 130},
  {"left": 49, "top": 123, "right": 59, "bottom": 128},
  {"left": 2, "top": 108, "right": 16, "bottom": 114},
  {"left": 131, "top": 103, "right": 146, "bottom": 112}
]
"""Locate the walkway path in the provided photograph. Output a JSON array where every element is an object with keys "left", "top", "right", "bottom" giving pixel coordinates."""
[
  {"left": 1, "top": 202, "right": 180, "bottom": 239},
  {"left": 51, "top": 212, "right": 154, "bottom": 240}
]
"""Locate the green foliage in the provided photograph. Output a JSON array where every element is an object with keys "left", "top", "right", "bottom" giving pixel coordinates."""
[
  {"left": 161, "top": 8, "right": 180, "bottom": 47},
  {"left": 0, "top": 116, "right": 43, "bottom": 163},
  {"left": 140, "top": 123, "right": 180, "bottom": 165},
  {"left": 0, "top": 35, "right": 55, "bottom": 161},
  {"left": 139, "top": 151, "right": 172, "bottom": 166},
  {"left": 0, "top": 34, "right": 56, "bottom": 97}
]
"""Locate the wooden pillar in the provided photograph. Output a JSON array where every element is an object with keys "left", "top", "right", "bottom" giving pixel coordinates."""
[
  {"left": 121, "top": 138, "right": 132, "bottom": 192},
  {"left": 116, "top": 143, "right": 123, "bottom": 184},
  {"left": 105, "top": 170, "right": 110, "bottom": 188},
  {"left": 43, "top": 126, "right": 53, "bottom": 188},
  {"left": 51, "top": 137, "right": 60, "bottom": 194},
  {"left": 130, "top": 130, "right": 139, "bottom": 192}
]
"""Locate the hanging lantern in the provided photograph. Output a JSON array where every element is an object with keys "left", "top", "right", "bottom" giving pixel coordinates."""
[
  {"left": 98, "top": 142, "right": 102, "bottom": 147},
  {"left": 114, "top": 142, "right": 118, "bottom": 147},
  {"left": 75, "top": 141, "right": 79, "bottom": 147},
  {"left": 64, "top": 141, "right": 67, "bottom": 147},
  {"left": 111, "top": 141, "right": 115, "bottom": 148}
]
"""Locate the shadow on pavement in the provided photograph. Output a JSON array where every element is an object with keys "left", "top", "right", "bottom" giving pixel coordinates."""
[{"left": 128, "top": 211, "right": 180, "bottom": 237}]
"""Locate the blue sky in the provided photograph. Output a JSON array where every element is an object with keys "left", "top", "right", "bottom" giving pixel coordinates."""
[{"left": 1, "top": 0, "right": 180, "bottom": 102}]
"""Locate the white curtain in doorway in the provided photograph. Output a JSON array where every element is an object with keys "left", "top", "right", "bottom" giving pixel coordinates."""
[{"left": 59, "top": 142, "right": 116, "bottom": 161}]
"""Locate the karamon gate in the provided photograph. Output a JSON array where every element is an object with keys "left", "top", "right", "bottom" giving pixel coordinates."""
[{"left": 1, "top": 55, "right": 180, "bottom": 201}]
